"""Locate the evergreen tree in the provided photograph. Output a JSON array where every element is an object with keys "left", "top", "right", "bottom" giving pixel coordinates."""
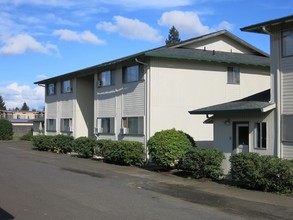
[
  {"left": 165, "top": 26, "right": 181, "bottom": 46},
  {"left": 21, "top": 102, "right": 29, "bottom": 111},
  {"left": 0, "top": 95, "right": 6, "bottom": 110}
]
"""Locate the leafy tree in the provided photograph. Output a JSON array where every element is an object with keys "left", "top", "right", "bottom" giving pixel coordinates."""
[
  {"left": 165, "top": 26, "right": 181, "bottom": 46},
  {"left": 21, "top": 102, "right": 29, "bottom": 111},
  {"left": 0, "top": 95, "right": 6, "bottom": 110}
]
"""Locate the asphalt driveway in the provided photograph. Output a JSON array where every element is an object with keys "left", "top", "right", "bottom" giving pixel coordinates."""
[{"left": 0, "top": 141, "right": 292, "bottom": 220}]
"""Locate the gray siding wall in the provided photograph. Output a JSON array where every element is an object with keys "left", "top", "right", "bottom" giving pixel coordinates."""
[{"left": 281, "top": 56, "right": 293, "bottom": 114}]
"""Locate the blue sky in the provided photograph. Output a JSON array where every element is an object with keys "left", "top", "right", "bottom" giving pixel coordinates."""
[{"left": 0, "top": 0, "right": 291, "bottom": 110}]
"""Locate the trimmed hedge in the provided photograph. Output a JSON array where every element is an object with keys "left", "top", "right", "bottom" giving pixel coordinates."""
[
  {"left": 102, "top": 140, "right": 145, "bottom": 166},
  {"left": 230, "top": 153, "right": 293, "bottom": 193},
  {"left": 0, "top": 119, "right": 13, "bottom": 140},
  {"left": 72, "top": 136, "right": 97, "bottom": 158},
  {"left": 31, "top": 135, "right": 54, "bottom": 151},
  {"left": 179, "top": 147, "right": 225, "bottom": 180},
  {"left": 52, "top": 134, "right": 74, "bottom": 154},
  {"left": 147, "top": 129, "right": 195, "bottom": 168}
]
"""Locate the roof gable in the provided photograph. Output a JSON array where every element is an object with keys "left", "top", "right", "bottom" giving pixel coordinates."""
[{"left": 170, "top": 30, "right": 268, "bottom": 57}]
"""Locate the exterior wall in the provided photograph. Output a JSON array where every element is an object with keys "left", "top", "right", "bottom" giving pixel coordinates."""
[
  {"left": 12, "top": 123, "right": 33, "bottom": 137},
  {"left": 75, "top": 77, "right": 94, "bottom": 137},
  {"left": 213, "top": 111, "right": 275, "bottom": 174},
  {"left": 45, "top": 79, "right": 76, "bottom": 136},
  {"left": 94, "top": 64, "right": 146, "bottom": 143},
  {"left": 149, "top": 57, "right": 270, "bottom": 143},
  {"left": 185, "top": 35, "right": 256, "bottom": 54},
  {"left": 269, "top": 23, "right": 293, "bottom": 160}
]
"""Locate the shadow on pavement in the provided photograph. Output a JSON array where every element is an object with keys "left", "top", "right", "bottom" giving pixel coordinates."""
[{"left": 0, "top": 207, "right": 14, "bottom": 220}]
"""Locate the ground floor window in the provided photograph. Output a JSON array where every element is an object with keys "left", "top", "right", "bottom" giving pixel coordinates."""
[
  {"left": 255, "top": 122, "right": 267, "bottom": 149},
  {"left": 122, "top": 117, "right": 144, "bottom": 135},
  {"left": 46, "top": 119, "right": 56, "bottom": 131},
  {"left": 96, "top": 117, "right": 115, "bottom": 134},
  {"left": 282, "top": 114, "right": 293, "bottom": 142},
  {"left": 60, "top": 118, "right": 72, "bottom": 132}
]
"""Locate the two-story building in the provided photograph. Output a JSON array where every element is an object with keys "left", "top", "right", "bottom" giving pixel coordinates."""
[
  {"left": 190, "top": 15, "right": 293, "bottom": 173},
  {"left": 35, "top": 30, "right": 270, "bottom": 149}
]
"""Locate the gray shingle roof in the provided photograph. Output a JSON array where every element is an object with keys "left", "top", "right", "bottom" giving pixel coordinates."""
[
  {"left": 241, "top": 15, "right": 293, "bottom": 34},
  {"left": 145, "top": 48, "right": 270, "bottom": 67},
  {"left": 189, "top": 90, "right": 275, "bottom": 114}
]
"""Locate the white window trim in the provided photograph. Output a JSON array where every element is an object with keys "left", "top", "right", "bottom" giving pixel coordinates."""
[
  {"left": 122, "top": 116, "right": 144, "bottom": 135},
  {"left": 227, "top": 66, "right": 240, "bottom": 84},
  {"left": 96, "top": 117, "right": 115, "bottom": 134}
]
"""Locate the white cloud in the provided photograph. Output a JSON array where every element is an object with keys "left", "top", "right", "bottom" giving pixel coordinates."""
[
  {"left": 53, "top": 29, "right": 105, "bottom": 45},
  {"left": 158, "top": 11, "right": 233, "bottom": 36},
  {"left": 96, "top": 16, "right": 163, "bottom": 43},
  {"left": 0, "top": 82, "right": 44, "bottom": 110},
  {"left": 0, "top": 34, "right": 58, "bottom": 55}
]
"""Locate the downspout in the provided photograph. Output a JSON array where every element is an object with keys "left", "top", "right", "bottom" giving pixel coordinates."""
[
  {"left": 135, "top": 58, "right": 149, "bottom": 161},
  {"left": 262, "top": 26, "right": 282, "bottom": 158}
]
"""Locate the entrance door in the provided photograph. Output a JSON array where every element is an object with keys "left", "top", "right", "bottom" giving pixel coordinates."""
[{"left": 236, "top": 123, "right": 249, "bottom": 153}]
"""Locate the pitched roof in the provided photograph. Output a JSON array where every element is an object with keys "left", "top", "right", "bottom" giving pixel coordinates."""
[
  {"left": 189, "top": 90, "right": 275, "bottom": 115},
  {"left": 241, "top": 15, "right": 293, "bottom": 34},
  {"left": 34, "top": 30, "right": 269, "bottom": 85},
  {"left": 145, "top": 48, "right": 269, "bottom": 67}
]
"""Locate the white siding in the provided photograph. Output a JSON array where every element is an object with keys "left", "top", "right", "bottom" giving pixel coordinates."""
[
  {"left": 214, "top": 111, "right": 275, "bottom": 174},
  {"left": 149, "top": 58, "right": 270, "bottom": 142},
  {"left": 185, "top": 35, "right": 255, "bottom": 54}
]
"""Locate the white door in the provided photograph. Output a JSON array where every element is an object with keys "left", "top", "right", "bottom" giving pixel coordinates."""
[{"left": 236, "top": 123, "right": 249, "bottom": 153}]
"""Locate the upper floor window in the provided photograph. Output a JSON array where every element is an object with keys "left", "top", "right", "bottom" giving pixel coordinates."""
[
  {"left": 97, "top": 70, "right": 112, "bottom": 87},
  {"left": 60, "top": 118, "right": 72, "bottom": 133},
  {"left": 96, "top": 117, "right": 115, "bottom": 134},
  {"left": 46, "top": 119, "right": 56, "bottom": 132},
  {"left": 255, "top": 122, "right": 267, "bottom": 149},
  {"left": 47, "top": 83, "right": 56, "bottom": 96},
  {"left": 123, "top": 65, "right": 143, "bottom": 83},
  {"left": 62, "top": 80, "right": 72, "bottom": 93},
  {"left": 227, "top": 66, "right": 240, "bottom": 84},
  {"left": 282, "top": 30, "right": 293, "bottom": 57},
  {"left": 122, "top": 116, "right": 144, "bottom": 135}
]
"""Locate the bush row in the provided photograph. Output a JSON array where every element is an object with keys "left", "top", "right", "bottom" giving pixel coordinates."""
[
  {"left": 31, "top": 135, "right": 145, "bottom": 166},
  {"left": 230, "top": 153, "right": 293, "bottom": 193}
]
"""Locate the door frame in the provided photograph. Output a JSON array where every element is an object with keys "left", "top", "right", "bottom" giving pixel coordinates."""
[{"left": 233, "top": 122, "right": 249, "bottom": 153}]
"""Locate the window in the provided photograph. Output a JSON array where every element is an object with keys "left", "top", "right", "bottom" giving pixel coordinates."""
[
  {"left": 47, "top": 83, "right": 56, "bottom": 95},
  {"left": 46, "top": 119, "right": 56, "bottom": 131},
  {"left": 97, "top": 118, "right": 115, "bottom": 134},
  {"left": 62, "top": 80, "right": 72, "bottom": 93},
  {"left": 122, "top": 117, "right": 144, "bottom": 135},
  {"left": 60, "top": 118, "right": 72, "bottom": 132},
  {"left": 97, "top": 71, "right": 113, "bottom": 87},
  {"left": 282, "top": 30, "right": 293, "bottom": 57},
  {"left": 255, "top": 122, "right": 267, "bottom": 149},
  {"left": 123, "top": 65, "right": 143, "bottom": 83},
  {"left": 227, "top": 67, "right": 240, "bottom": 84}
]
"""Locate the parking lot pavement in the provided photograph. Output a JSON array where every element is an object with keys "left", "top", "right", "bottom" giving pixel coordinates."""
[{"left": 0, "top": 141, "right": 293, "bottom": 220}]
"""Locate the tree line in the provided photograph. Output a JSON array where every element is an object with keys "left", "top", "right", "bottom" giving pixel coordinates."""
[{"left": 0, "top": 95, "right": 30, "bottom": 111}]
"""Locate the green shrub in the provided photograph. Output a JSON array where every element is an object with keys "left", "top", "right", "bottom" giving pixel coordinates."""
[
  {"left": 95, "top": 139, "right": 114, "bottom": 157},
  {"left": 147, "top": 129, "right": 195, "bottom": 168},
  {"left": 31, "top": 135, "right": 54, "bottom": 151},
  {"left": 0, "top": 119, "right": 13, "bottom": 140},
  {"left": 103, "top": 140, "right": 144, "bottom": 166},
  {"left": 230, "top": 153, "right": 293, "bottom": 193},
  {"left": 73, "top": 136, "right": 97, "bottom": 158},
  {"left": 179, "top": 147, "right": 225, "bottom": 180},
  {"left": 52, "top": 134, "right": 74, "bottom": 153},
  {"left": 20, "top": 129, "right": 33, "bottom": 141}
]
